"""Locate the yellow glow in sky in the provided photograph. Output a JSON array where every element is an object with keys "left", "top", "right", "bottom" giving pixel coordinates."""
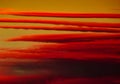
[{"left": 0, "top": 0, "right": 120, "bottom": 48}]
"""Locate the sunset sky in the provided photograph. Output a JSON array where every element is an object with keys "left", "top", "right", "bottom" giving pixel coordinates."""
[
  {"left": 0, "top": 1, "right": 119, "bottom": 84},
  {"left": 0, "top": 0, "right": 120, "bottom": 48}
]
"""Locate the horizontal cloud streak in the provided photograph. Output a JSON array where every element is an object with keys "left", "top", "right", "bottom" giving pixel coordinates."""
[
  {"left": 0, "top": 18, "right": 120, "bottom": 28},
  {"left": 0, "top": 25, "right": 120, "bottom": 33},
  {"left": 7, "top": 33, "right": 120, "bottom": 42}
]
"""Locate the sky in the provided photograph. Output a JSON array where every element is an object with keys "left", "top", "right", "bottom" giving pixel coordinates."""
[{"left": 0, "top": 0, "right": 120, "bottom": 48}]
